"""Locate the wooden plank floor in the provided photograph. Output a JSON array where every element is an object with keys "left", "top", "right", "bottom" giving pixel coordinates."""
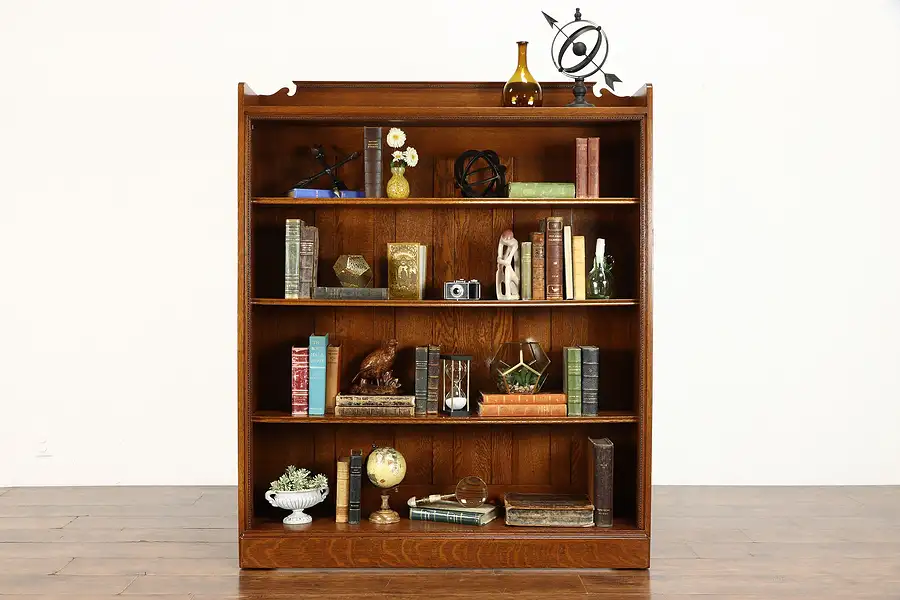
[{"left": 0, "top": 486, "right": 898, "bottom": 598}]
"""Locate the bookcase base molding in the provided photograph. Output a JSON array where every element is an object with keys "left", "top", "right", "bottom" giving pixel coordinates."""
[{"left": 238, "top": 81, "right": 653, "bottom": 569}]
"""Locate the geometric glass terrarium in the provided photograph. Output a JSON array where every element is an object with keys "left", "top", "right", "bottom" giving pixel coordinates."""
[{"left": 489, "top": 340, "right": 551, "bottom": 394}]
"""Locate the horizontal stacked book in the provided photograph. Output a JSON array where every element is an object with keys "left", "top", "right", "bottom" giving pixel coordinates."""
[
  {"left": 408, "top": 499, "right": 499, "bottom": 526},
  {"left": 334, "top": 394, "right": 415, "bottom": 417},
  {"left": 478, "top": 393, "right": 567, "bottom": 417}
]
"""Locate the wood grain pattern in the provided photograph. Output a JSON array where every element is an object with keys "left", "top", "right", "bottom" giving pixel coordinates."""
[{"left": 237, "top": 81, "right": 654, "bottom": 568}]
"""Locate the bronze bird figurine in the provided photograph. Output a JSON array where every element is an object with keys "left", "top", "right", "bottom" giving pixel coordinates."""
[{"left": 350, "top": 339, "right": 401, "bottom": 395}]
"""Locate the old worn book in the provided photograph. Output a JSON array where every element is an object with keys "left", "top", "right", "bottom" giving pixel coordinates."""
[
  {"left": 480, "top": 392, "right": 567, "bottom": 405},
  {"left": 387, "top": 243, "right": 426, "bottom": 300},
  {"left": 503, "top": 493, "right": 594, "bottom": 527},
  {"left": 314, "top": 287, "right": 388, "bottom": 300},
  {"left": 588, "top": 438, "right": 614, "bottom": 527},
  {"left": 587, "top": 137, "right": 600, "bottom": 197},
  {"left": 563, "top": 346, "right": 582, "bottom": 416},
  {"left": 563, "top": 225, "right": 574, "bottom": 300},
  {"left": 335, "top": 394, "right": 415, "bottom": 407},
  {"left": 414, "top": 346, "right": 428, "bottom": 415},
  {"left": 478, "top": 403, "right": 567, "bottom": 417},
  {"left": 335, "top": 405, "right": 415, "bottom": 417},
  {"left": 364, "top": 127, "right": 383, "bottom": 198},
  {"left": 290, "top": 347, "right": 309, "bottom": 416},
  {"left": 284, "top": 219, "right": 302, "bottom": 299},
  {"left": 507, "top": 182, "right": 576, "bottom": 198},
  {"left": 530, "top": 232, "right": 545, "bottom": 300},
  {"left": 325, "top": 345, "right": 341, "bottom": 414},
  {"left": 521, "top": 241, "right": 532, "bottom": 300},
  {"left": 335, "top": 457, "right": 350, "bottom": 523},
  {"left": 298, "top": 223, "right": 317, "bottom": 299},
  {"left": 573, "top": 235, "right": 586, "bottom": 300},
  {"left": 575, "top": 138, "right": 589, "bottom": 198},
  {"left": 408, "top": 500, "right": 499, "bottom": 526},
  {"left": 308, "top": 334, "right": 328, "bottom": 416},
  {"left": 580, "top": 346, "right": 600, "bottom": 416},
  {"left": 348, "top": 450, "right": 362, "bottom": 524},
  {"left": 545, "top": 217, "right": 564, "bottom": 299},
  {"left": 426, "top": 345, "right": 440, "bottom": 415}
]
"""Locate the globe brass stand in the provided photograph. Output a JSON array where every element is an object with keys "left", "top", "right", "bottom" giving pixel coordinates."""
[{"left": 369, "top": 489, "right": 400, "bottom": 524}]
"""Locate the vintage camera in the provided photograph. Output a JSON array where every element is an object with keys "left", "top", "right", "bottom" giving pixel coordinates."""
[{"left": 443, "top": 279, "right": 481, "bottom": 301}]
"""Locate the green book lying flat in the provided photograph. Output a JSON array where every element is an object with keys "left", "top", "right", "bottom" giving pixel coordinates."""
[
  {"left": 508, "top": 182, "right": 576, "bottom": 198},
  {"left": 406, "top": 499, "right": 499, "bottom": 526}
]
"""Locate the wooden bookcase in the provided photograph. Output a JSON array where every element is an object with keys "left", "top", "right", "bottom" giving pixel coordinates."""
[{"left": 237, "top": 81, "right": 653, "bottom": 568}]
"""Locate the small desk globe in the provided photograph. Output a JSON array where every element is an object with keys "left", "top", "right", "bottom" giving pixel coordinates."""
[{"left": 366, "top": 447, "right": 407, "bottom": 524}]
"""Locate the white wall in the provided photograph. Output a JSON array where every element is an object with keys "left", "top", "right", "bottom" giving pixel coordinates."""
[{"left": 1, "top": 0, "right": 898, "bottom": 486}]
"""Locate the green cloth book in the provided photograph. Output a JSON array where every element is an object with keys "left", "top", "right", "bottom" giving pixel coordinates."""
[
  {"left": 563, "top": 346, "right": 582, "bottom": 416},
  {"left": 521, "top": 241, "right": 532, "bottom": 300},
  {"left": 407, "top": 500, "right": 499, "bottom": 526},
  {"left": 508, "top": 182, "right": 576, "bottom": 198}
]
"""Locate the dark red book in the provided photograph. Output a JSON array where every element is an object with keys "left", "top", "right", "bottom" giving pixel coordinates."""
[
  {"left": 587, "top": 138, "right": 600, "bottom": 197},
  {"left": 575, "top": 138, "right": 589, "bottom": 198},
  {"left": 291, "top": 347, "right": 309, "bottom": 416}
]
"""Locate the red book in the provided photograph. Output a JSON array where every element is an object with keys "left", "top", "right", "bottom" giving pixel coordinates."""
[
  {"left": 575, "top": 138, "right": 589, "bottom": 198},
  {"left": 481, "top": 393, "right": 567, "bottom": 405},
  {"left": 587, "top": 138, "right": 600, "bottom": 197},
  {"left": 478, "top": 403, "right": 568, "bottom": 417},
  {"left": 530, "top": 232, "right": 545, "bottom": 300},
  {"left": 291, "top": 347, "right": 309, "bottom": 416}
]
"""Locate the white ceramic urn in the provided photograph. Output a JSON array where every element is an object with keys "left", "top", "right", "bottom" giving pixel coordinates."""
[{"left": 265, "top": 487, "right": 329, "bottom": 525}]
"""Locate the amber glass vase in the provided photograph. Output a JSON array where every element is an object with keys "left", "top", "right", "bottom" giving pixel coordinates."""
[{"left": 502, "top": 41, "right": 543, "bottom": 107}]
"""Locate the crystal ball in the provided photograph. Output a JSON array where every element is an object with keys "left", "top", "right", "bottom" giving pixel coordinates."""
[{"left": 366, "top": 447, "right": 407, "bottom": 489}]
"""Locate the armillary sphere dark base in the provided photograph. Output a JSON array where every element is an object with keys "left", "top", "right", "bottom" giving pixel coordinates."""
[{"left": 567, "top": 77, "right": 595, "bottom": 108}]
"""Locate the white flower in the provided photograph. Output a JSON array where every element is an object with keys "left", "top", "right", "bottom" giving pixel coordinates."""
[
  {"left": 392, "top": 150, "right": 404, "bottom": 161},
  {"left": 404, "top": 146, "right": 419, "bottom": 168},
  {"left": 386, "top": 128, "right": 406, "bottom": 149}
]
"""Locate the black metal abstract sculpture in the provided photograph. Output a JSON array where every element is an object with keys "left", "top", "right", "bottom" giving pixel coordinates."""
[
  {"left": 288, "top": 145, "right": 361, "bottom": 196},
  {"left": 542, "top": 8, "right": 621, "bottom": 107},
  {"left": 454, "top": 150, "right": 507, "bottom": 198}
]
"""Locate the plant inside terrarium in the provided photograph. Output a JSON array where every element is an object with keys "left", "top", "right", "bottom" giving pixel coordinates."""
[
  {"left": 490, "top": 340, "right": 551, "bottom": 394},
  {"left": 269, "top": 465, "right": 328, "bottom": 492}
]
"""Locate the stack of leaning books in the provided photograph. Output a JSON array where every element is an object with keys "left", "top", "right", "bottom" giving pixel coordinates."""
[
  {"left": 407, "top": 499, "right": 499, "bottom": 526},
  {"left": 477, "top": 392, "right": 568, "bottom": 417}
]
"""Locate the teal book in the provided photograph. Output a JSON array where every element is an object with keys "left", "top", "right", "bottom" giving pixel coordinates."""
[
  {"left": 508, "top": 182, "right": 576, "bottom": 198},
  {"left": 308, "top": 334, "right": 329, "bottom": 415},
  {"left": 563, "top": 346, "right": 582, "bottom": 416}
]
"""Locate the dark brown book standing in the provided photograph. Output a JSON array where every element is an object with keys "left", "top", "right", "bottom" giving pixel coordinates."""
[
  {"left": 588, "top": 438, "right": 614, "bottom": 527},
  {"left": 530, "top": 232, "right": 545, "bottom": 300},
  {"left": 545, "top": 216, "right": 565, "bottom": 300},
  {"left": 364, "top": 127, "right": 383, "bottom": 198},
  {"left": 238, "top": 81, "right": 653, "bottom": 568}
]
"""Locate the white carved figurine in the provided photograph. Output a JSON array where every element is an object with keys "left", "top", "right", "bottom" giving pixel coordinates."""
[{"left": 496, "top": 229, "right": 520, "bottom": 300}]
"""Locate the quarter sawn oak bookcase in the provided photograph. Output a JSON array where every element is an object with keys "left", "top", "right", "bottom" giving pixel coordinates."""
[{"left": 238, "top": 81, "right": 653, "bottom": 568}]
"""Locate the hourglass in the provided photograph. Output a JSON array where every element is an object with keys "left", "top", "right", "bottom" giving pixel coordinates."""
[{"left": 441, "top": 354, "right": 472, "bottom": 417}]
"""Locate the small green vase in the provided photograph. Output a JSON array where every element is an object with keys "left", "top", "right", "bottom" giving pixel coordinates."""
[{"left": 386, "top": 165, "right": 410, "bottom": 199}]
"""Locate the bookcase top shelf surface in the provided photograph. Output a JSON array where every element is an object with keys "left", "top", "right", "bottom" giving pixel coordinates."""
[
  {"left": 253, "top": 197, "right": 640, "bottom": 206},
  {"left": 251, "top": 410, "right": 639, "bottom": 425},
  {"left": 251, "top": 299, "right": 638, "bottom": 308},
  {"left": 245, "top": 105, "right": 647, "bottom": 122}
]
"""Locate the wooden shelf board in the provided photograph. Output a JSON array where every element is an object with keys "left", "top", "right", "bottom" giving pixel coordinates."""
[
  {"left": 245, "top": 516, "right": 642, "bottom": 539},
  {"left": 245, "top": 105, "right": 647, "bottom": 121},
  {"left": 252, "top": 410, "right": 638, "bottom": 425},
  {"left": 252, "top": 298, "right": 637, "bottom": 308},
  {"left": 253, "top": 197, "right": 639, "bottom": 206}
]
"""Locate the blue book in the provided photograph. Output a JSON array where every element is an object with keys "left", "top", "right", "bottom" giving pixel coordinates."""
[
  {"left": 308, "top": 334, "right": 329, "bottom": 415},
  {"left": 289, "top": 188, "right": 365, "bottom": 199}
]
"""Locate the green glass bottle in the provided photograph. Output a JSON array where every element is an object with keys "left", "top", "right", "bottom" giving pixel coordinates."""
[{"left": 502, "top": 41, "right": 543, "bottom": 107}]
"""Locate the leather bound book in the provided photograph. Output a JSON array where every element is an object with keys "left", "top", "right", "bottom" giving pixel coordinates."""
[
  {"left": 348, "top": 450, "right": 363, "bottom": 524},
  {"left": 478, "top": 403, "right": 567, "bottom": 417},
  {"left": 545, "top": 217, "right": 564, "bottom": 300},
  {"left": 335, "top": 394, "right": 415, "bottom": 407},
  {"left": 563, "top": 346, "right": 582, "bottom": 416},
  {"left": 325, "top": 345, "right": 341, "bottom": 414},
  {"left": 530, "top": 232, "right": 545, "bottom": 300},
  {"left": 314, "top": 287, "right": 389, "bottom": 300},
  {"left": 298, "top": 224, "right": 317, "bottom": 299},
  {"left": 284, "top": 219, "right": 302, "bottom": 299},
  {"left": 334, "top": 405, "right": 415, "bottom": 417},
  {"left": 575, "top": 138, "right": 589, "bottom": 198},
  {"left": 426, "top": 345, "right": 440, "bottom": 415},
  {"left": 335, "top": 457, "right": 350, "bottom": 523},
  {"left": 364, "top": 127, "right": 383, "bottom": 198},
  {"left": 503, "top": 493, "right": 594, "bottom": 527},
  {"left": 588, "top": 437, "right": 614, "bottom": 527},
  {"left": 414, "top": 346, "right": 428, "bottom": 415},
  {"left": 480, "top": 392, "right": 567, "bottom": 405},
  {"left": 580, "top": 346, "right": 599, "bottom": 416},
  {"left": 521, "top": 241, "right": 532, "bottom": 300},
  {"left": 573, "top": 235, "right": 587, "bottom": 300},
  {"left": 290, "top": 347, "right": 309, "bottom": 416},
  {"left": 587, "top": 137, "right": 600, "bottom": 197}
]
